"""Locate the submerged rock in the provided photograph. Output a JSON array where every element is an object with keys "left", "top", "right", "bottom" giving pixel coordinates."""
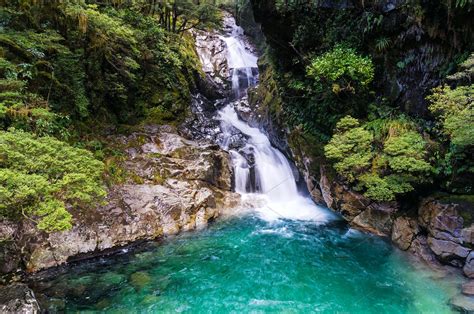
[
  {"left": 0, "top": 284, "right": 40, "bottom": 313},
  {"left": 129, "top": 271, "right": 151, "bottom": 291}
]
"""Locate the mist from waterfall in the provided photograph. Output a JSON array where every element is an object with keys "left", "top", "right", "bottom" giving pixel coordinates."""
[{"left": 218, "top": 17, "right": 331, "bottom": 223}]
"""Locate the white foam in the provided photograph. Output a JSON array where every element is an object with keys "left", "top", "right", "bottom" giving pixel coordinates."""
[{"left": 218, "top": 15, "right": 333, "bottom": 225}]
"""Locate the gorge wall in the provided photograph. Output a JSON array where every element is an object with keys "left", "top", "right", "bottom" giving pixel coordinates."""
[{"left": 241, "top": 0, "right": 474, "bottom": 284}]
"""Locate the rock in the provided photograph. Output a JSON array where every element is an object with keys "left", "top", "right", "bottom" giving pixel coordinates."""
[
  {"left": 351, "top": 202, "right": 397, "bottom": 236},
  {"left": 129, "top": 271, "right": 151, "bottom": 291},
  {"left": 319, "top": 166, "right": 334, "bottom": 209},
  {"left": 450, "top": 295, "right": 474, "bottom": 313},
  {"left": 0, "top": 219, "right": 21, "bottom": 274},
  {"left": 465, "top": 252, "right": 474, "bottom": 278},
  {"left": 17, "top": 125, "right": 240, "bottom": 273},
  {"left": 419, "top": 199, "right": 463, "bottom": 238},
  {"left": 333, "top": 184, "right": 371, "bottom": 221},
  {"left": 0, "top": 284, "right": 40, "bottom": 313},
  {"left": 463, "top": 281, "right": 474, "bottom": 296},
  {"left": 419, "top": 198, "right": 473, "bottom": 267},
  {"left": 428, "top": 237, "right": 470, "bottom": 266},
  {"left": 392, "top": 217, "right": 419, "bottom": 250},
  {"left": 463, "top": 226, "right": 474, "bottom": 246},
  {"left": 409, "top": 235, "right": 443, "bottom": 269}
]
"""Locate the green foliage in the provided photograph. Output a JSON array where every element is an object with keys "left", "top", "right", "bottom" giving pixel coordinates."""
[
  {"left": 428, "top": 84, "right": 474, "bottom": 147},
  {"left": 324, "top": 116, "right": 373, "bottom": 182},
  {"left": 0, "top": 129, "right": 105, "bottom": 232},
  {"left": 384, "top": 131, "right": 432, "bottom": 173},
  {"left": 307, "top": 46, "right": 374, "bottom": 91},
  {"left": 0, "top": 1, "right": 203, "bottom": 130},
  {"left": 427, "top": 84, "right": 473, "bottom": 193},
  {"left": 325, "top": 116, "right": 433, "bottom": 201}
]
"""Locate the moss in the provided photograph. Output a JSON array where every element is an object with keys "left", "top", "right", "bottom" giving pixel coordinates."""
[
  {"left": 130, "top": 172, "right": 144, "bottom": 185},
  {"left": 104, "top": 157, "right": 128, "bottom": 185},
  {"left": 126, "top": 134, "right": 148, "bottom": 149},
  {"left": 152, "top": 172, "right": 165, "bottom": 185}
]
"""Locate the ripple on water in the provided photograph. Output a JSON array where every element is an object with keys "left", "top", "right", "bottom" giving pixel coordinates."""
[{"left": 32, "top": 214, "right": 461, "bottom": 313}]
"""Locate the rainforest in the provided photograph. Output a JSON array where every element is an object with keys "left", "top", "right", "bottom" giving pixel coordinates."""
[{"left": 0, "top": 0, "right": 473, "bottom": 312}]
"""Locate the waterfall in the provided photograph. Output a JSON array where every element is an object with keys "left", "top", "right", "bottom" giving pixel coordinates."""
[{"left": 217, "top": 17, "right": 331, "bottom": 223}]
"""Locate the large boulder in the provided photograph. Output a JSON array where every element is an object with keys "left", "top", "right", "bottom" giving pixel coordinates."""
[
  {"left": 450, "top": 295, "right": 474, "bottom": 314},
  {"left": 351, "top": 202, "right": 398, "bottom": 236},
  {"left": 317, "top": 167, "right": 398, "bottom": 236},
  {"left": 391, "top": 216, "right": 419, "bottom": 250},
  {"left": 0, "top": 284, "right": 40, "bottom": 313},
  {"left": 419, "top": 198, "right": 472, "bottom": 266},
  {"left": 14, "top": 125, "right": 239, "bottom": 273}
]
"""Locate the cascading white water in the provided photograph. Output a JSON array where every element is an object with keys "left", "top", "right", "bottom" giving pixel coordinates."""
[{"left": 218, "top": 17, "right": 331, "bottom": 223}]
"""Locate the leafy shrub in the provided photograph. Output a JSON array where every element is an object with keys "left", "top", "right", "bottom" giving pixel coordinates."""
[
  {"left": 428, "top": 84, "right": 473, "bottom": 147},
  {"left": 0, "top": 130, "right": 105, "bottom": 232},
  {"left": 324, "top": 116, "right": 373, "bottom": 182},
  {"left": 325, "top": 116, "right": 433, "bottom": 201},
  {"left": 307, "top": 46, "right": 374, "bottom": 94}
]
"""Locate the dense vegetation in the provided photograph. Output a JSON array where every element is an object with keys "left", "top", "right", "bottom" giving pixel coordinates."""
[
  {"left": 1, "top": 0, "right": 472, "bottom": 231},
  {"left": 0, "top": 0, "right": 221, "bottom": 232},
  {"left": 250, "top": 0, "right": 473, "bottom": 201}
]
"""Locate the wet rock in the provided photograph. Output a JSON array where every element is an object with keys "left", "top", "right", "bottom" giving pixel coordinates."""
[
  {"left": 129, "top": 271, "right": 151, "bottom": 291},
  {"left": 319, "top": 167, "right": 334, "bottom": 209},
  {"left": 450, "top": 295, "right": 474, "bottom": 313},
  {"left": 409, "top": 235, "right": 443, "bottom": 269},
  {"left": 0, "top": 284, "right": 40, "bottom": 313},
  {"left": 392, "top": 217, "right": 419, "bottom": 250},
  {"left": 428, "top": 237, "right": 470, "bottom": 266},
  {"left": 351, "top": 202, "right": 397, "bottom": 236},
  {"left": 464, "top": 252, "right": 474, "bottom": 278},
  {"left": 463, "top": 281, "right": 474, "bottom": 296}
]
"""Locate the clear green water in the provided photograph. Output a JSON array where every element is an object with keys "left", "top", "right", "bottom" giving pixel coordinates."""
[{"left": 35, "top": 213, "right": 461, "bottom": 313}]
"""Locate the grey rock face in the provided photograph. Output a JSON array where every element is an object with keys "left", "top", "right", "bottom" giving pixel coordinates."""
[
  {"left": 465, "top": 252, "right": 474, "bottom": 278},
  {"left": 11, "top": 126, "right": 239, "bottom": 273},
  {"left": 0, "top": 284, "right": 40, "bottom": 313},
  {"left": 463, "top": 281, "right": 474, "bottom": 296},
  {"left": 450, "top": 295, "right": 474, "bottom": 314},
  {"left": 419, "top": 199, "right": 472, "bottom": 266},
  {"left": 391, "top": 217, "right": 419, "bottom": 250}
]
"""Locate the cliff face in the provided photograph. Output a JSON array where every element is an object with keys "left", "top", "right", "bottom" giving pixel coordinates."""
[
  {"left": 244, "top": 0, "right": 474, "bottom": 286},
  {"left": 0, "top": 125, "right": 240, "bottom": 276},
  {"left": 251, "top": 0, "right": 473, "bottom": 116}
]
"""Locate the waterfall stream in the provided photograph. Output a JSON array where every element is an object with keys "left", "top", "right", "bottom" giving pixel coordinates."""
[
  {"left": 31, "top": 15, "right": 462, "bottom": 313},
  {"left": 217, "top": 16, "right": 331, "bottom": 222}
]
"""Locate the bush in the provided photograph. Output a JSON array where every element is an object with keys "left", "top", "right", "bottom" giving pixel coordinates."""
[
  {"left": 307, "top": 46, "right": 374, "bottom": 94},
  {"left": 0, "top": 130, "right": 105, "bottom": 232},
  {"left": 325, "top": 116, "right": 433, "bottom": 201},
  {"left": 324, "top": 116, "right": 373, "bottom": 182},
  {"left": 428, "top": 84, "right": 473, "bottom": 147}
]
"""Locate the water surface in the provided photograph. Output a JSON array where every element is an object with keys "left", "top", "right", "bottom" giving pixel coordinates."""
[{"left": 35, "top": 211, "right": 460, "bottom": 313}]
